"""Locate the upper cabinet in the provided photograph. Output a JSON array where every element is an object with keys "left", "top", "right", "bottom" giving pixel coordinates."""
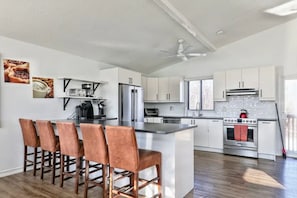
[
  {"left": 142, "top": 76, "right": 184, "bottom": 103},
  {"left": 259, "top": 66, "right": 276, "bottom": 101},
  {"left": 213, "top": 71, "right": 226, "bottom": 101},
  {"left": 117, "top": 67, "right": 141, "bottom": 86},
  {"left": 226, "top": 68, "right": 258, "bottom": 90},
  {"left": 145, "top": 77, "right": 159, "bottom": 101}
]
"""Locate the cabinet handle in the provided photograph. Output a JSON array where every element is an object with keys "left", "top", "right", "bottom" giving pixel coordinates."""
[
  {"left": 238, "top": 81, "right": 241, "bottom": 88},
  {"left": 168, "top": 93, "right": 170, "bottom": 100},
  {"left": 242, "top": 81, "right": 244, "bottom": 88},
  {"left": 156, "top": 93, "right": 158, "bottom": 100},
  {"left": 260, "top": 89, "right": 262, "bottom": 97},
  {"left": 222, "top": 91, "right": 224, "bottom": 98},
  {"left": 261, "top": 121, "right": 271, "bottom": 124},
  {"left": 211, "top": 120, "right": 219, "bottom": 122}
]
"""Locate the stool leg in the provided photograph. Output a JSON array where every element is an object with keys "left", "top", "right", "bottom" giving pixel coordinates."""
[
  {"left": 75, "top": 157, "right": 80, "bottom": 194},
  {"left": 33, "top": 147, "right": 38, "bottom": 176},
  {"left": 52, "top": 152, "right": 56, "bottom": 185},
  {"left": 60, "top": 155, "right": 65, "bottom": 188},
  {"left": 133, "top": 173, "right": 139, "bottom": 198},
  {"left": 109, "top": 167, "right": 114, "bottom": 197},
  {"left": 84, "top": 160, "right": 89, "bottom": 198},
  {"left": 103, "top": 165, "right": 108, "bottom": 198},
  {"left": 40, "top": 150, "right": 45, "bottom": 180},
  {"left": 23, "top": 146, "right": 27, "bottom": 173},
  {"left": 156, "top": 164, "right": 162, "bottom": 197}
]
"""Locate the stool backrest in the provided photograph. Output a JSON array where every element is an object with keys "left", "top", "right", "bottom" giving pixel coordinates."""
[
  {"left": 56, "top": 122, "right": 80, "bottom": 157},
  {"left": 19, "top": 118, "right": 39, "bottom": 147},
  {"left": 36, "top": 120, "right": 58, "bottom": 152},
  {"left": 105, "top": 125, "right": 139, "bottom": 172},
  {"left": 80, "top": 123, "right": 108, "bottom": 164}
]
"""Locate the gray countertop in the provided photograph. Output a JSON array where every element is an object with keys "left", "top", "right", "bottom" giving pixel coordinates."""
[
  {"left": 155, "top": 115, "right": 223, "bottom": 120},
  {"left": 53, "top": 119, "right": 197, "bottom": 134}
]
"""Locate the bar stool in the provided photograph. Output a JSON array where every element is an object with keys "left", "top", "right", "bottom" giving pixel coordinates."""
[
  {"left": 35, "top": 120, "right": 60, "bottom": 184},
  {"left": 56, "top": 121, "right": 84, "bottom": 194},
  {"left": 19, "top": 118, "right": 41, "bottom": 176},
  {"left": 105, "top": 125, "right": 162, "bottom": 198},
  {"left": 80, "top": 123, "right": 109, "bottom": 198}
]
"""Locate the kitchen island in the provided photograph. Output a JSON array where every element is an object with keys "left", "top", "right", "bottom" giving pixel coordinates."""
[{"left": 54, "top": 119, "right": 196, "bottom": 198}]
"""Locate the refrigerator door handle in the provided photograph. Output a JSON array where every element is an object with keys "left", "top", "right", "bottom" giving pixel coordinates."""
[
  {"left": 135, "top": 89, "right": 138, "bottom": 122},
  {"left": 131, "top": 89, "right": 135, "bottom": 122}
]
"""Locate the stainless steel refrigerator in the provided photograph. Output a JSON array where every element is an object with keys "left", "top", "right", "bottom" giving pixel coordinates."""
[{"left": 119, "top": 84, "right": 144, "bottom": 122}]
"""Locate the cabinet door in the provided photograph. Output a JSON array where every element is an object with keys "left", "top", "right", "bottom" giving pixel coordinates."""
[
  {"left": 242, "top": 68, "right": 258, "bottom": 89},
  {"left": 213, "top": 71, "right": 226, "bottom": 101},
  {"left": 158, "top": 77, "right": 169, "bottom": 101},
  {"left": 259, "top": 66, "right": 276, "bottom": 101},
  {"left": 168, "top": 77, "right": 182, "bottom": 102},
  {"left": 208, "top": 120, "right": 223, "bottom": 149},
  {"left": 258, "top": 121, "right": 276, "bottom": 155},
  {"left": 195, "top": 119, "right": 208, "bottom": 147},
  {"left": 142, "top": 76, "right": 147, "bottom": 101},
  {"left": 226, "top": 69, "right": 241, "bottom": 89},
  {"left": 146, "top": 77, "right": 158, "bottom": 101},
  {"left": 118, "top": 68, "right": 141, "bottom": 86}
]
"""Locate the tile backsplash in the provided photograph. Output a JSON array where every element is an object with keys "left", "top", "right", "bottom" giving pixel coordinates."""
[{"left": 145, "top": 95, "right": 277, "bottom": 119}]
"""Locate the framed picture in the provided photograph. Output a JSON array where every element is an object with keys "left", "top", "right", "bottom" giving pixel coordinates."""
[
  {"left": 32, "top": 77, "right": 54, "bottom": 98},
  {"left": 3, "top": 59, "right": 30, "bottom": 84}
]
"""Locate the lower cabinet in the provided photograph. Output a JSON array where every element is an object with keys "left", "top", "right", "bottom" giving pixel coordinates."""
[
  {"left": 144, "top": 117, "right": 163, "bottom": 123},
  {"left": 181, "top": 118, "right": 223, "bottom": 152},
  {"left": 258, "top": 121, "right": 276, "bottom": 160}
]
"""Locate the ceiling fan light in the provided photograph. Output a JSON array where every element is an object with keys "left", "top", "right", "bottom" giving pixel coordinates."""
[{"left": 264, "top": 0, "right": 297, "bottom": 16}]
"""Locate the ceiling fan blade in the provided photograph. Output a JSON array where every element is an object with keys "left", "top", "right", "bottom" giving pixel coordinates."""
[{"left": 187, "top": 53, "right": 207, "bottom": 57}]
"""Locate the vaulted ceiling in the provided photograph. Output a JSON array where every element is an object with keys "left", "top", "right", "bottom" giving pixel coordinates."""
[{"left": 0, "top": 0, "right": 297, "bottom": 74}]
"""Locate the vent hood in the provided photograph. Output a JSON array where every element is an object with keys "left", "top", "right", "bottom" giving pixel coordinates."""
[{"left": 226, "top": 88, "right": 258, "bottom": 96}]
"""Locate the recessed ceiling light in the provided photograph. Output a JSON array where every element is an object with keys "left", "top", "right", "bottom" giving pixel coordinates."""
[
  {"left": 265, "top": 0, "right": 297, "bottom": 16},
  {"left": 216, "top": 29, "right": 224, "bottom": 35}
]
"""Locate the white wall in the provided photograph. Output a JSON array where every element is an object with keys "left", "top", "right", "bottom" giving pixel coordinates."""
[{"left": 0, "top": 36, "right": 110, "bottom": 176}]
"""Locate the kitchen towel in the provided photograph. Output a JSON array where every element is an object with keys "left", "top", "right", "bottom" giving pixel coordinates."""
[
  {"left": 234, "top": 125, "right": 241, "bottom": 141},
  {"left": 240, "top": 125, "right": 248, "bottom": 141}
]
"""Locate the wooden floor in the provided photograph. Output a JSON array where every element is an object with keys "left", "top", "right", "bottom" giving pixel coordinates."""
[{"left": 1, "top": 151, "right": 297, "bottom": 198}]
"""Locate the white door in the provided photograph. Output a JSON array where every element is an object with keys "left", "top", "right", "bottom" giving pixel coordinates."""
[
  {"left": 208, "top": 120, "right": 223, "bottom": 149},
  {"left": 226, "top": 69, "right": 241, "bottom": 89},
  {"left": 195, "top": 119, "right": 208, "bottom": 147},
  {"left": 213, "top": 71, "right": 226, "bottom": 101},
  {"left": 242, "top": 68, "right": 258, "bottom": 89},
  {"left": 158, "top": 77, "right": 169, "bottom": 101},
  {"left": 168, "top": 77, "right": 181, "bottom": 102},
  {"left": 285, "top": 79, "right": 297, "bottom": 156},
  {"left": 146, "top": 77, "right": 158, "bottom": 101}
]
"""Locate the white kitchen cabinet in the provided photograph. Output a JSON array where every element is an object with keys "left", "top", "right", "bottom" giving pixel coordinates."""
[
  {"left": 208, "top": 119, "right": 223, "bottom": 149},
  {"left": 195, "top": 119, "right": 209, "bottom": 147},
  {"left": 144, "top": 117, "right": 163, "bottom": 123},
  {"left": 258, "top": 120, "right": 276, "bottom": 160},
  {"left": 145, "top": 77, "right": 159, "bottom": 101},
  {"left": 158, "top": 77, "right": 184, "bottom": 102},
  {"left": 259, "top": 66, "right": 276, "bottom": 101},
  {"left": 118, "top": 67, "right": 141, "bottom": 86},
  {"left": 213, "top": 71, "right": 226, "bottom": 101},
  {"left": 226, "top": 68, "right": 258, "bottom": 90},
  {"left": 141, "top": 76, "right": 147, "bottom": 100}
]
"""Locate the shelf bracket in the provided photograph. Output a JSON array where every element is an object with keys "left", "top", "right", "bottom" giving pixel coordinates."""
[
  {"left": 93, "top": 82, "right": 100, "bottom": 92},
  {"left": 63, "top": 78, "right": 72, "bottom": 92},
  {"left": 63, "top": 97, "right": 71, "bottom": 110}
]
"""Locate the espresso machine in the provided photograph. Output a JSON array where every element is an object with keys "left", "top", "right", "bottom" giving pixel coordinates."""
[
  {"left": 75, "top": 101, "right": 94, "bottom": 120},
  {"left": 98, "top": 100, "right": 105, "bottom": 118}
]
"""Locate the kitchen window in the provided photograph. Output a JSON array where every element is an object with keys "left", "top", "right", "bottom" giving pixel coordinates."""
[{"left": 188, "top": 79, "right": 214, "bottom": 110}]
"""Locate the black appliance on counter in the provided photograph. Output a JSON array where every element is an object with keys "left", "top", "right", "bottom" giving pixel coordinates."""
[{"left": 75, "top": 101, "right": 94, "bottom": 120}]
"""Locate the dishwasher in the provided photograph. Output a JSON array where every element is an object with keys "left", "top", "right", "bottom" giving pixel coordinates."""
[{"left": 162, "top": 117, "right": 181, "bottom": 124}]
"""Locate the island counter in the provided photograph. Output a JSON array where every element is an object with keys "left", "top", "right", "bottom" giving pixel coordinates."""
[{"left": 53, "top": 119, "right": 196, "bottom": 198}]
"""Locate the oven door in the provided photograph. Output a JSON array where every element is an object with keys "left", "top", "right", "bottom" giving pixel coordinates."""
[{"left": 223, "top": 124, "right": 258, "bottom": 148}]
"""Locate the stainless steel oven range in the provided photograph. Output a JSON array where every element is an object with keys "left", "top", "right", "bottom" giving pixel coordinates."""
[{"left": 223, "top": 118, "right": 258, "bottom": 158}]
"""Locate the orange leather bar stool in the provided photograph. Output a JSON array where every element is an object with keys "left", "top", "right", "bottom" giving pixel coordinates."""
[
  {"left": 56, "top": 122, "right": 84, "bottom": 194},
  {"left": 19, "top": 118, "right": 41, "bottom": 176},
  {"left": 80, "top": 123, "right": 109, "bottom": 198},
  {"left": 35, "top": 120, "right": 60, "bottom": 184},
  {"left": 105, "top": 125, "right": 162, "bottom": 198}
]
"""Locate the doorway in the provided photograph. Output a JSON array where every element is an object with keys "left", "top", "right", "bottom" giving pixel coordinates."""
[{"left": 284, "top": 79, "right": 297, "bottom": 155}]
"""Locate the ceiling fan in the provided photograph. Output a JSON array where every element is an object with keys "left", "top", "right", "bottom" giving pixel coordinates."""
[{"left": 162, "top": 39, "right": 207, "bottom": 61}]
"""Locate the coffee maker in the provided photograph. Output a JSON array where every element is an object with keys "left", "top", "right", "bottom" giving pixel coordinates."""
[
  {"left": 75, "top": 101, "right": 94, "bottom": 120},
  {"left": 81, "top": 83, "right": 93, "bottom": 97}
]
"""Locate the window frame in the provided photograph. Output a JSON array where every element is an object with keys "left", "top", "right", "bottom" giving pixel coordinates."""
[{"left": 187, "top": 78, "right": 214, "bottom": 111}]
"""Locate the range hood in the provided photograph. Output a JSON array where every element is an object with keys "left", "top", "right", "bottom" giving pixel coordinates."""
[{"left": 226, "top": 88, "right": 258, "bottom": 96}]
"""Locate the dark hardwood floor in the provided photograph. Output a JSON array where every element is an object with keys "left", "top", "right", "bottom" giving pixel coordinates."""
[
  {"left": 185, "top": 151, "right": 297, "bottom": 198},
  {"left": 1, "top": 151, "right": 297, "bottom": 197}
]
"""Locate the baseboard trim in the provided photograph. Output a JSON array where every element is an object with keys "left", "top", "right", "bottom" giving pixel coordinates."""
[{"left": 0, "top": 167, "right": 23, "bottom": 178}]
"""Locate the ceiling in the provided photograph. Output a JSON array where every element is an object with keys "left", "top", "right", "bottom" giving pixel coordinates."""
[{"left": 0, "top": 0, "right": 297, "bottom": 74}]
